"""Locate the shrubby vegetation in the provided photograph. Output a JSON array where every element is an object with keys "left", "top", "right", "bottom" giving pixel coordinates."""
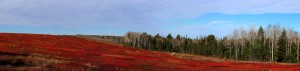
[{"left": 75, "top": 24, "right": 300, "bottom": 63}]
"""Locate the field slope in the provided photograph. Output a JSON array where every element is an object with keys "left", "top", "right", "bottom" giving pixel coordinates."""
[{"left": 0, "top": 33, "right": 299, "bottom": 71}]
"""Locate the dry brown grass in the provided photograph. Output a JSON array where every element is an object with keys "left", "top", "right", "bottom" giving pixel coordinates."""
[
  {"left": 168, "top": 52, "right": 228, "bottom": 62},
  {"left": 0, "top": 52, "right": 66, "bottom": 71}
]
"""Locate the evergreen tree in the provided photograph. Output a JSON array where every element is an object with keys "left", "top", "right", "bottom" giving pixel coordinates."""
[
  {"left": 286, "top": 42, "right": 297, "bottom": 63},
  {"left": 167, "top": 33, "right": 173, "bottom": 39},
  {"left": 155, "top": 34, "right": 161, "bottom": 38},
  {"left": 165, "top": 39, "right": 173, "bottom": 52},
  {"left": 264, "top": 38, "right": 271, "bottom": 61},
  {"left": 206, "top": 35, "right": 217, "bottom": 56},
  {"left": 176, "top": 34, "right": 181, "bottom": 40},
  {"left": 255, "top": 26, "right": 266, "bottom": 61},
  {"left": 182, "top": 37, "right": 188, "bottom": 53},
  {"left": 277, "top": 29, "right": 287, "bottom": 62}
]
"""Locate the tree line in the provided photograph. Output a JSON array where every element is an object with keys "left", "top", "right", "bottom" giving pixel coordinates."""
[{"left": 74, "top": 24, "right": 300, "bottom": 63}]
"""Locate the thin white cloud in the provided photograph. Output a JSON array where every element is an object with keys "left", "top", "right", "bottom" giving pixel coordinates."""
[{"left": 209, "top": 20, "right": 235, "bottom": 25}]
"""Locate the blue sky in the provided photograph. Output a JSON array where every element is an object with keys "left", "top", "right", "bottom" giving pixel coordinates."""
[{"left": 1, "top": 0, "right": 300, "bottom": 38}]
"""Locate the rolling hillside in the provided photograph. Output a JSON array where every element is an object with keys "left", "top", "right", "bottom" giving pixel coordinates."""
[{"left": 0, "top": 33, "right": 299, "bottom": 71}]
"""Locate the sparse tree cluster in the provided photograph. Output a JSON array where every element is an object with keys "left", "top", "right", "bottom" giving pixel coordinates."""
[
  {"left": 73, "top": 35, "right": 124, "bottom": 44},
  {"left": 225, "top": 24, "right": 300, "bottom": 63}
]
